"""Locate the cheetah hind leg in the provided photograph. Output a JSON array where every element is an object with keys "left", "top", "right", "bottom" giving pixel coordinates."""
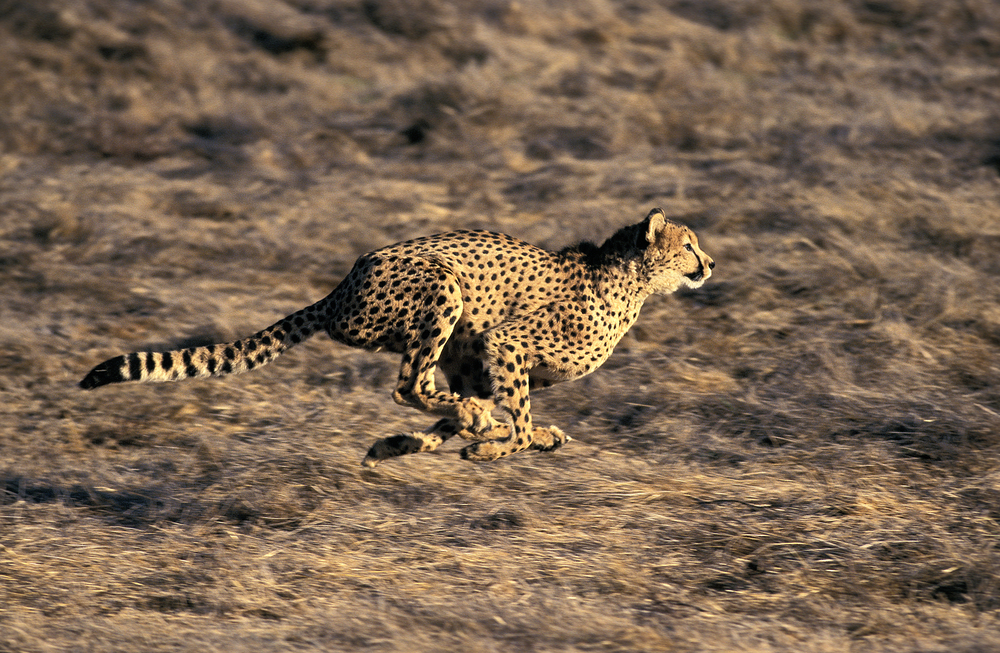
[{"left": 361, "top": 418, "right": 470, "bottom": 468}]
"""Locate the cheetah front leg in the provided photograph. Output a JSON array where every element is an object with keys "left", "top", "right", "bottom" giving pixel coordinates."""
[
  {"left": 461, "top": 424, "right": 570, "bottom": 461},
  {"left": 455, "top": 422, "right": 568, "bottom": 449},
  {"left": 460, "top": 340, "right": 547, "bottom": 462},
  {"left": 459, "top": 306, "right": 593, "bottom": 462}
]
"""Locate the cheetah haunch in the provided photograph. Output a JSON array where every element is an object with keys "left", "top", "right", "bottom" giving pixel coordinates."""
[{"left": 81, "top": 208, "right": 714, "bottom": 466}]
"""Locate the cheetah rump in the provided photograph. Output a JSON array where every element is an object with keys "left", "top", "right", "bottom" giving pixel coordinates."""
[{"left": 81, "top": 208, "right": 714, "bottom": 466}]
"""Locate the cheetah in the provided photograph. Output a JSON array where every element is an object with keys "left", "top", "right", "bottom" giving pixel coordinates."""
[{"left": 80, "top": 208, "right": 714, "bottom": 466}]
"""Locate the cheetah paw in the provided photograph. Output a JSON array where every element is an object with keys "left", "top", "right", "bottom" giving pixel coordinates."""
[
  {"left": 529, "top": 426, "right": 571, "bottom": 452},
  {"left": 459, "top": 440, "right": 509, "bottom": 462},
  {"left": 459, "top": 426, "right": 571, "bottom": 462},
  {"left": 361, "top": 438, "right": 398, "bottom": 467},
  {"left": 467, "top": 397, "right": 501, "bottom": 434},
  {"left": 361, "top": 432, "right": 438, "bottom": 467}
]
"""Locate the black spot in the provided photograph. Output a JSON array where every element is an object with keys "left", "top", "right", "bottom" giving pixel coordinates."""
[
  {"left": 162, "top": 351, "right": 173, "bottom": 369},
  {"left": 224, "top": 347, "right": 236, "bottom": 360},
  {"left": 207, "top": 358, "right": 217, "bottom": 374},
  {"left": 144, "top": 352, "right": 156, "bottom": 374}
]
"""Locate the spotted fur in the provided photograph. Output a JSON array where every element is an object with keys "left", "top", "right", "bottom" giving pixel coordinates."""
[{"left": 80, "top": 208, "right": 714, "bottom": 466}]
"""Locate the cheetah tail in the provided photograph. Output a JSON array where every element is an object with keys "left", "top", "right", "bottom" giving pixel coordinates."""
[{"left": 79, "top": 302, "right": 326, "bottom": 390}]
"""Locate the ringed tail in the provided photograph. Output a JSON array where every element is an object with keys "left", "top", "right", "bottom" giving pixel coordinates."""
[{"left": 79, "top": 302, "right": 327, "bottom": 390}]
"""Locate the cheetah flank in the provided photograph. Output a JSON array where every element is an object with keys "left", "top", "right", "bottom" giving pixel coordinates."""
[{"left": 80, "top": 208, "right": 714, "bottom": 466}]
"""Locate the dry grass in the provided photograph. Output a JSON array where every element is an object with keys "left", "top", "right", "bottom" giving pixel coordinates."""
[{"left": 2, "top": 0, "right": 1000, "bottom": 650}]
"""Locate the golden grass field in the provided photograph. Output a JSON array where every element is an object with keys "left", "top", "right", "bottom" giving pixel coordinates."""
[{"left": 2, "top": 0, "right": 1000, "bottom": 650}]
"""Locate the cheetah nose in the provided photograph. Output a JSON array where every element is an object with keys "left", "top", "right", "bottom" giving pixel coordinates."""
[{"left": 709, "top": 260, "right": 715, "bottom": 270}]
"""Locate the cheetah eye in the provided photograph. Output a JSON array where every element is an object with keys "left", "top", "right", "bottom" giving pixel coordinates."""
[{"left": 684, "top": 243, "right": 694, "bottom": 252}]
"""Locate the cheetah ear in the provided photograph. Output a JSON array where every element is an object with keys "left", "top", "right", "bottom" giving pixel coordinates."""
[{"left": 643, "top": 208, "right": 667, "bottom": 244}]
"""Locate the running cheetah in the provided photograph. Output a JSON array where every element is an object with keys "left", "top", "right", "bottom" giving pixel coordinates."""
[{"left": 80, "top": 208, "right": 714, "bottom": 466}]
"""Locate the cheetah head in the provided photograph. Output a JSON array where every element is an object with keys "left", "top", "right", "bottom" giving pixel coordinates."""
[{"left": 640, "top": 208, "right": 715, "bottom": 293}]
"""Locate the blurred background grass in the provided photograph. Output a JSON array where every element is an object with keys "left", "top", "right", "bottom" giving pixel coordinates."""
[{"left": 1, "top": 1, "right": 999, "bottom": 651}]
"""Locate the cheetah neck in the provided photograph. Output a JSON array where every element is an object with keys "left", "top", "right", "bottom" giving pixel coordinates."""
[{"left": 588, "top": 261, "right": 653, "bottom": 337}]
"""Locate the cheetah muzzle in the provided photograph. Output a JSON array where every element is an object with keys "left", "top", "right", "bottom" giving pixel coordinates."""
[{"left": 80, "top": 208, "right": 714, "bottom": 467}]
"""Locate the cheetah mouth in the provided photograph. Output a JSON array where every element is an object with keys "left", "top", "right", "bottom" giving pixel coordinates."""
[
  {"left": 685, "top": 270, "right": 705, "bottom": 283},
  {"left": 682, "top": 266, "right": 710, "bottom": 289}
]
